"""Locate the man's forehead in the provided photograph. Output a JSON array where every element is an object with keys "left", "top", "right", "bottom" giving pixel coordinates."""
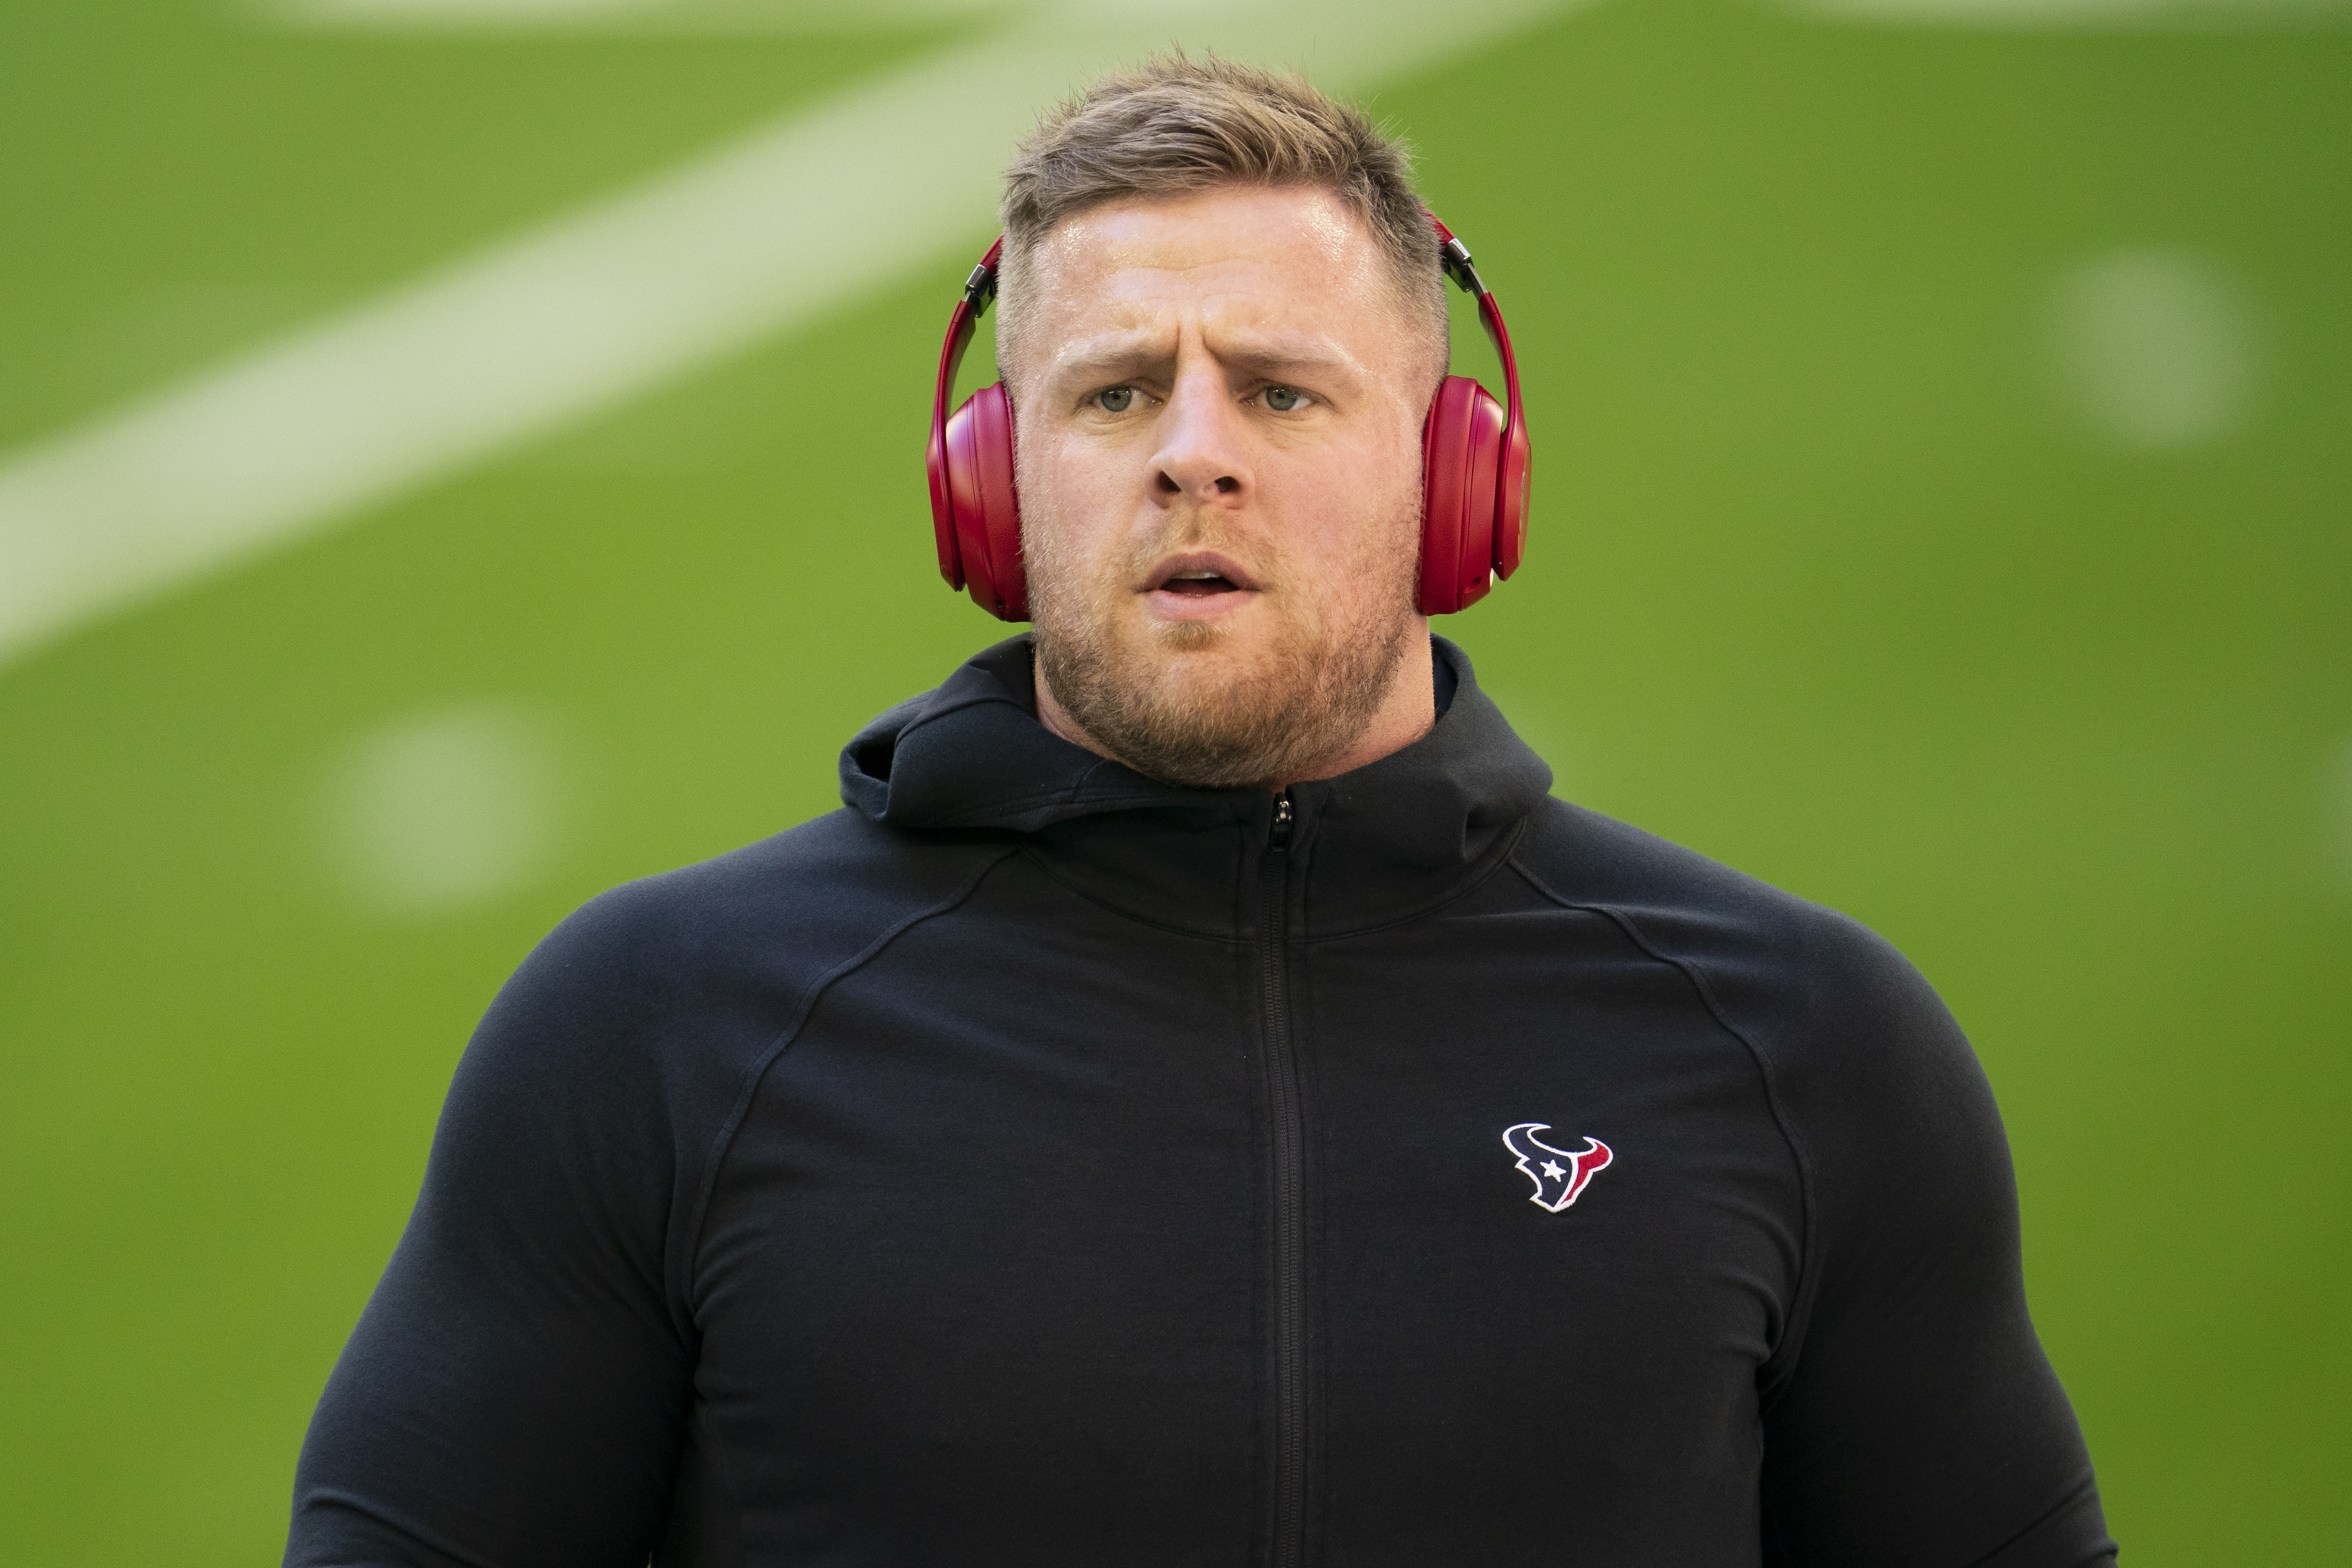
[
  {"left": 1002, "top": 184, "right": 1431, "bottom": 389},
  {"left": 1030, "top": 186, "right": 1380, "bottom": 294}
]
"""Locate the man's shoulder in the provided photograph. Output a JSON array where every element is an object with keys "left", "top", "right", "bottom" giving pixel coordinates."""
[
  {"left": 1511, "top": 795, "right": 1874, "bottom": 962},
  {"left": 482, "top": 809, "right": 1014, "bottom": 1062},
  {"left": 568, "top": 807, "right": 1009, "bottom": 960},
  {"left": 1510, "top": 798, "right": 1958, "bottom": 1077}
]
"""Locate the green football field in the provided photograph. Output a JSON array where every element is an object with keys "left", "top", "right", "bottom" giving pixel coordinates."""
[{"left": 1, "top": 0, "right": 2346, "bottom": 1559}]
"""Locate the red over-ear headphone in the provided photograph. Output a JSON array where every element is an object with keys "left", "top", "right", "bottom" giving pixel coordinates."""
[{"left": 927, "top": 214, "right": 1529, "bottom": 621}]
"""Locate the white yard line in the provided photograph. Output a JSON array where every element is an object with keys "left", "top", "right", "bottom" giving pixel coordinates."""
[
  {"left": 0, "top": 0, "right": 1578, "bottom": 672},
  {"left": 262, "top": 0, "right": 1007, "bottom": 32}
]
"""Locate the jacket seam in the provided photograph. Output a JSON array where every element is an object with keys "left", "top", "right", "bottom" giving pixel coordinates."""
[
  {"left": 923, "top": 792, "right": 1173, "bottom": 829},
  {"left": 1961, "top": 1474, "right": 2111, "bottom": 1568},
  {"left": 1013, "top": 841, "right": 1245, "bottom": 944},
  {"left": 670, "top": 844, "right": 1023, "bottom": 1318},
  {"left": 298, "top": 1489, "right": 505, "bottom": 1568},
  {"left": 1300, "top": 817, "right": 1531, "bottom": 942},
  {"left": 1505, "top": 853, "right": 1819, "bottom": 1374},
  {"left": 910, "top": 768, "right": 1178, "bottom": 828}
]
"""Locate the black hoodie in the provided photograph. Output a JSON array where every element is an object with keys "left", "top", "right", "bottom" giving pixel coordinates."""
[{"left": 288, "top": 637, "right": 2114, "bottom": 1568}]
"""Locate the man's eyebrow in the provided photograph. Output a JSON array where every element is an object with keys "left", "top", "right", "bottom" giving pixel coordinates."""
[
  {"left": 1221, "top": 339, "right": 1362, "bottom": 377},
  {"left": 1047, "top": 337, "right": 1168, "bottom": 382},
  {"left": 1044, "top": 332, "right": 1366, "bottom": 383}
]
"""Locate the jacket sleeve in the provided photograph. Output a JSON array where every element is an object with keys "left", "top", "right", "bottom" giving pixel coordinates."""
[
  {"left": 285, "top": 894, "right": 699, "bottom": 1567},
  {"left": 1753, "top": 911, "right": 2116, "bottom": 1568}
]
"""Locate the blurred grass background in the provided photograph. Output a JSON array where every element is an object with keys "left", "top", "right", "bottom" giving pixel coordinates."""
[{"left": 1, "top": 0, "right": 2346, "bottom": 1559}]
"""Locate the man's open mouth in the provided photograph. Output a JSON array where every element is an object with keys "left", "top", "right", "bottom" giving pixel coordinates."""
[
  {"left": 1161, "top": 571, "right": 1239, "bottom": 597},
  {"left": 1145, "top": 553, "right": 1257, "bottom": 598}
]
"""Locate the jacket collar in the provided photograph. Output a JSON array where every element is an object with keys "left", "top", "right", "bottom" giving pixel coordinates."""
[{"left": 840, "top": 635, "right": 1551, "bottom": 938}]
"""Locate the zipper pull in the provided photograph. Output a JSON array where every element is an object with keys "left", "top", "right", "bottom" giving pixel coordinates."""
[{"left": 1270, "top": 790, "right": 1293, "bottom": 851}]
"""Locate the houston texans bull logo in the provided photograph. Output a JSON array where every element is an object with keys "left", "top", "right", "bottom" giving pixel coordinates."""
[{"left": 1502, "top": 1123, "right": 1614, "bottom": 1212}]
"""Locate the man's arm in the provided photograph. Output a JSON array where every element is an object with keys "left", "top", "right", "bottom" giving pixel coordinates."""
[
  {"left": 287, "top": 897, "right": 698, "bottom": 1567},
  {"left": 1753, "top": 910, "right": 2115, "bottom": 1567}
]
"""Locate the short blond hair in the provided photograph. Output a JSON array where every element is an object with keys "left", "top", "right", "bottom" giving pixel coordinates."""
[{"left": 997, "top": 53, "right": 1447, "bottom": 383}]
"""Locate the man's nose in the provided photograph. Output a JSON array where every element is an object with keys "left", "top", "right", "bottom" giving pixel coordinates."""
[{"left": 1149, "top": 370, "right": 1251, "bottom": 507}]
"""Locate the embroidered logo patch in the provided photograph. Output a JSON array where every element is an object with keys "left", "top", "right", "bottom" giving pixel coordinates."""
[{"left": 1502, "top": 1123, "right": 1614, "bottom": 1212}]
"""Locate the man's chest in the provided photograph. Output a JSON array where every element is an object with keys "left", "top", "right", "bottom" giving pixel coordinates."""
[{"left": 671, "top": 896, "right": 1800, "bottom": 1565}]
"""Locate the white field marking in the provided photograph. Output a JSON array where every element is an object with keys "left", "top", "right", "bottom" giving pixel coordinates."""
[
  {"left": 0, "top": 0, "right": 1582, "bottom": 674},
  {"left": 2048, "top": 248, "right": 2262, "bottom": 451},
  {"left": 260, "top": 0, "right": 1004, "bottom": 32},
  {"left": 1789, "top": 0, "right": 2346, "bottom": 27},
  {"left": 317, "top": 700, "right": 575, "bottom": 920}
]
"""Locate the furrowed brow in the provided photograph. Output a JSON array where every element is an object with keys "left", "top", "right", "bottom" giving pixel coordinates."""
[
  {"left": 1041, "top": 330, "right": 1366, "bottom": 389},
  {"left": 1212, "top": 334, "right": 1365, "bottom": 382},
  {"left": 1046, "top": 334, "right": 1170, "bottom": 386}
]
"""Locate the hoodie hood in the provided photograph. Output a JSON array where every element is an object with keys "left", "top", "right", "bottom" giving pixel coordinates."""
[{"left": 840, "top": 635, "right": 1552, "bottom": 938}]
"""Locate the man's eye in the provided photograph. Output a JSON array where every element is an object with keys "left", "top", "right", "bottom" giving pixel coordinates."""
[
  {"left": 1263, "top": 385, "right": 1307, "bottom": 412},
  {"left": 1094, "top": 387, "right": 1135, "bottom": 413}
]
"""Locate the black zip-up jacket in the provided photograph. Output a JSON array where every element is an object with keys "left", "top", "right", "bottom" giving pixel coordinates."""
[{"left": 288, "top": 636, "right": 2115, "bottom": 1568}]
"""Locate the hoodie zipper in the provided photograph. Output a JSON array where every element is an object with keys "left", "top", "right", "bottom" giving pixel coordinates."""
[{"left": 1259, "top": 789, "right": 1307, "bottom": 1568}]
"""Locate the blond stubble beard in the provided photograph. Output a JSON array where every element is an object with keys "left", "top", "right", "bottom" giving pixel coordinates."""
[{"left": 1027, "top": 506, "right": 1421, "bottom": 791}]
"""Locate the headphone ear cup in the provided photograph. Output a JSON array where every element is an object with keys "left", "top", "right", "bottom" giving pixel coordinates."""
[
  {"left": 1418, "top": 375, "right": 1507, "bottom": 616},
  {"left": 926, "top": 400, "right": 966, "bottom": 592},
  {"left": 942, "top": 383, "right": 1029, "bottom": 621},
  {"left": 1494, "top": 406, "right": 1531, "bottom": 582}
]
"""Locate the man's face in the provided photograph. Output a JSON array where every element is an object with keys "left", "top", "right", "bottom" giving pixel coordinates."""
[{"left": 1011, "top": 184, "right": 1436, "bottom": 790}]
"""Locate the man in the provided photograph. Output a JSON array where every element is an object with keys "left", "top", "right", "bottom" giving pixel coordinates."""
[{"left": 289, "top": 56, "right": 2115, "bottom": 1567}]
